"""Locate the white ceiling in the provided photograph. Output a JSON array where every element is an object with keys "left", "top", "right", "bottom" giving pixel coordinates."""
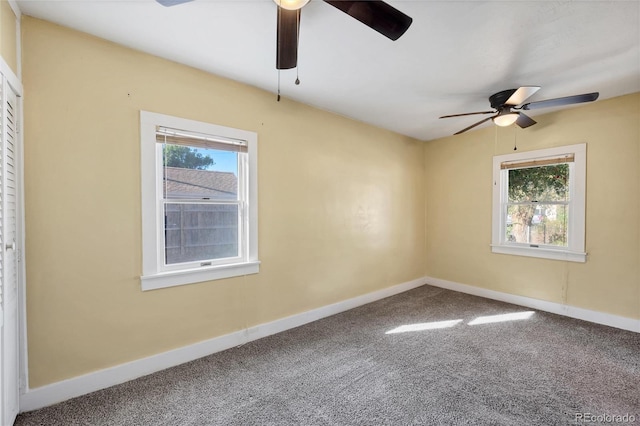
[{"left": 15, "top": 0, "right": 640, "bottom": 141}]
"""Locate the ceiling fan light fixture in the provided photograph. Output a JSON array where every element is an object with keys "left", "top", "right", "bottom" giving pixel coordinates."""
[
  {"left": 273, "top": 0, "right": 310, "bottom": 10},
  {"left": 493, "top": 112, "right": 519, "bottom": 127}
]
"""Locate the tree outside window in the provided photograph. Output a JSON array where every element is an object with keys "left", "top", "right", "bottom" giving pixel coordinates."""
[{"left": 507, "top": 164, "right": 569, "bottom": 246}]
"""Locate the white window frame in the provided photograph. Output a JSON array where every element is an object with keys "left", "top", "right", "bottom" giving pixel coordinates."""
[
  {"left": 491, "top": 143, "right": 587, "bottom": 263},
  {"left": 140, "top": 111, "right": 259, "bottom": 290}
]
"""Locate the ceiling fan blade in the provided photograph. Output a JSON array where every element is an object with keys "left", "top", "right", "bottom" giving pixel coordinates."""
[
  {"left": 323, "top": 1, "right": 413, "bottom": 41},
  {"left": 276, "top": 6, "right": 300, "bottom": 70},
  {"left": 440, "top": 111, "right": 495, "bottom": 119},
  {"left": 522, "top": 92, "right": 599, "bottom": 110},
  {"left": 515, "top": 112, "right": 537, "bottom": 129},
  {"left": 505, "top": 86, "right": 541, "bottom": 106},
  {"left": 156, "top": 0, "right": 193, "bottom": 6},
  {"left": 454, "top": 116, "right": 495, "bottom": 135}
]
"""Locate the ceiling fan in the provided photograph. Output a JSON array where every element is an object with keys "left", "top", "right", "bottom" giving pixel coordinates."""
[
  {"left": 440, "top": 87, "right": 599, "bottom": 135},
  {"left": 156, "top": 0, "right": 413, "bottom": 70}
]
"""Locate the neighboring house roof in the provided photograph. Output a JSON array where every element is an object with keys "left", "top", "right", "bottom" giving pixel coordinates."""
[{"left": 164, "top": 167, "right": 237, "bottom": 199}]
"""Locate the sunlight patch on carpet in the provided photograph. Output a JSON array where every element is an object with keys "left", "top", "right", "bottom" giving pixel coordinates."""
[
  {"left": 468, "top": 311, "right": 535, "bottom": 325},
  {"left": 385, "top": 319, "right": 463, "bottom": 334}
]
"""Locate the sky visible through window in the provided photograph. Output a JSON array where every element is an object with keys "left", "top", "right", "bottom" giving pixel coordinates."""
[{"left": 195, "top": 147, "right": 238, "bottom": 174}]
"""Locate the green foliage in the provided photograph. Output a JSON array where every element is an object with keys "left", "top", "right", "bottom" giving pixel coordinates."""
[
  {"left": 508, "top": 164, "right": 569, "bottom": 202},
  {"left": 163, "top": 145, "right": 214, "bottom": 170}
]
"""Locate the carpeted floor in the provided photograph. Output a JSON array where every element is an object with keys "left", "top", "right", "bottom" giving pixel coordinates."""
[{"left": 15, "top": 285, "right": 640, "bottom": 425}]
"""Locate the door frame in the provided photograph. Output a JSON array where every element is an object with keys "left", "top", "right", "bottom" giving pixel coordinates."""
[{"left": 0, "top": 53, "right": 26, "bottom": 421}]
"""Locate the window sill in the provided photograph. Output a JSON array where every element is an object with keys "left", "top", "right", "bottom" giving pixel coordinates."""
[
  {"left": 491, "top": 245, "right": 586, "bottom": 263},
  {"left": 141, "top": 260, "right": 260, "bottom": 291}
]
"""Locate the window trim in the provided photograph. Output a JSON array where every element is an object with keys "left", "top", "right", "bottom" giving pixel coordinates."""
[
  {"left": 140, "top": 111, "right": 259, "bottom": 290},
  {"left": 491, "top": 143, "right": 587, "bottom": 263}
]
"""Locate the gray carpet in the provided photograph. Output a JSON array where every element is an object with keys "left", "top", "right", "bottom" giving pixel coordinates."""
[{"left": 15, "top": 285, "right": 640, "bottom": 425}]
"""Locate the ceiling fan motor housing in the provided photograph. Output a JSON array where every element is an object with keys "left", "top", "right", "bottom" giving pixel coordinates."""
[{"left": 489, "top": 89, "right": 518, "bottom": 109}]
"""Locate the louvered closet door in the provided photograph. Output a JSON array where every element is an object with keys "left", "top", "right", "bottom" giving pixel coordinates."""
[{"left": 0, "top": 75, "right": 19, "bottom": 426}]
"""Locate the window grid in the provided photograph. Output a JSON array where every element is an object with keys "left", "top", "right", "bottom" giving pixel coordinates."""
[
  {"left": 501, "top": 162, "right": 572, "bottom": 249},
  {"left": 155, "top": 137, "right": 247, "bottom": 272}
]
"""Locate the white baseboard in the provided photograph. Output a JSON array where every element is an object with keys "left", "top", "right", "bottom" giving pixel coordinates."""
[
  {"left": 19, "top": 276, "right": 427, "bottom": 412},
  {"left": 425, "top": 276, "right": 640, "bottom": 333}
]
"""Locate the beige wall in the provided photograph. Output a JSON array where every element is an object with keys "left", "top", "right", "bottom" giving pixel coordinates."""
[
  {"left": 0, "top": 0, "right": 18, "bottom": 74},
  {"left": 424, "top": 92, "right": 640, "bottom": 320},
  {"left": 22, "top": 17, "right": 425, "bottom": 388}
]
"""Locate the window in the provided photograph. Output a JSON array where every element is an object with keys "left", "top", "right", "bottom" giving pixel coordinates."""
[
  {"left": 140, "top": 111, "right": 259, "bottom": 290},
  {"left": 492, "top": 144, "right": 586, "bottom": 262}
]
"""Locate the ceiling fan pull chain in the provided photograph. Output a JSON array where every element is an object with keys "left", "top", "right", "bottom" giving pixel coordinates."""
[
  {"left": 295, "top": 9, "right": 300, "bottom": 85},
  {"left": 513, "top": 128, "right": 518, "bottom": 151},
  {"left": 277, "top": 69, "right": 281, "bottom": 102}
]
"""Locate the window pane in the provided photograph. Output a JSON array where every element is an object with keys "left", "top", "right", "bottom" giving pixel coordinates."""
[
  {"left": 506, "top": 204, "right": 568, "bottom": 246},
  {"left": 508, "top": 164, "right": 569, "bottom": 203},
  {"left": 162, "top": 143, "right": 238, "bottom": 200},
  {"left": 165, "top": 203, "right": 239, "bottom": 264}
]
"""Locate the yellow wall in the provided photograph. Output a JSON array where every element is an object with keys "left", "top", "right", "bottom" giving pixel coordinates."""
[
  {"left": 424, "top": 92, "right": 640, "bottom": 319},
  {"left": 22, "top": 17, "right": 425, "bottom": 388},
  {"left": 0, "top": 0, "right": 18, "bottom": 74}
]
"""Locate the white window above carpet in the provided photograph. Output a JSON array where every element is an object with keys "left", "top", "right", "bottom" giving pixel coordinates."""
[
  {"left": 491, "top": 143, "right": 586, "bottom": 262},
  {"left": 140, "top": 111, "right": 259, "bottom": 290}
]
